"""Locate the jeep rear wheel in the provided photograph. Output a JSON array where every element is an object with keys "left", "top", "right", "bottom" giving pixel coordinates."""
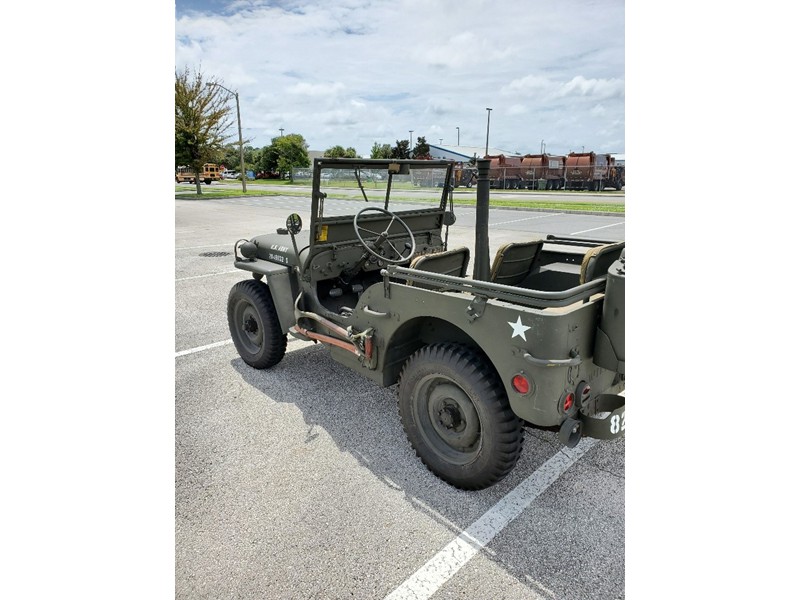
[
  {"left": 227, "top": 280, "right": 287, "bottom": 369},
  {"left": 398, "top": 343, "right": 523, "bottom": 490}
]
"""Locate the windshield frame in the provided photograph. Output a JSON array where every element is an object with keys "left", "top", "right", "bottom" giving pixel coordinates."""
[{"left": 310, "top": 158, "right": 454, "bottom": 221}]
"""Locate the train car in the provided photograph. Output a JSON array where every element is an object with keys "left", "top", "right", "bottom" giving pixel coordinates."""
[
  {"left": 521, "top": 154, "right": 566, "bottom": 190},
  {"left": 484, "top": 154, "right": 524, "bottom": 189},
  {"left": 564, "top": 153, "right": 623, "bottom": 191}
]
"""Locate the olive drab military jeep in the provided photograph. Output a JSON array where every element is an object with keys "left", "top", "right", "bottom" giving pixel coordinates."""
[{"left": 227, "top": 158, "right": 625, "bottom": 490}]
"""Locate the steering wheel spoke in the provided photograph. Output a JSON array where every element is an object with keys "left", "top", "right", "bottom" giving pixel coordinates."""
[
  {"left": 353, "top": 207, "right": 417, "bottom": 265},
  {"left": 356, "top": 225, "right": 382, "bottom": 237},
  {"left": 384, "top": 239, "right": 405, "bottom": 260}
]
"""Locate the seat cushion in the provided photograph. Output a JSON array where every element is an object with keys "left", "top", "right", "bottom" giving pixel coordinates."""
[
  {"left": 408, "top": 247, "right": 470, "bottom": 289},
  {"left": 579, "top": 242, "right": 625, "bottom": 284},
  {"left": 489, "top": 240, "right": 544, "bottom": 286}
]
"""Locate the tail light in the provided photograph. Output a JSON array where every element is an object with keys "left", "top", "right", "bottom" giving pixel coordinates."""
[
  {"left": 511, "top": 373, "right": 531, "bottom": 395},
  {"left": 562, "top": 392, "right": 575, "bottom": 413}
]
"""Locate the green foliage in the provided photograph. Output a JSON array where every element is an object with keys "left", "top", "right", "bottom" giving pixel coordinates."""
[
  {"left": 258, "top": 133, "right": 310, "bottom": 181},
  {"left": 370, "top": 142, "right": 392, "bottom": 159},
  {"left": 324, "top": 145, "right": 358, "bottom": 158},
  {"left": 220, "top": 144, "right": 240, "bottom": 171},
  {"left": 220, "top": 144, "right": 260, "bottom": 174},
  {"left": 412, "top": 136, "right": 431, "bottom": 159},
  {"left": 390, "top": 140, "right": 410, "bottom": 159},
  {"left": 174, "top": 67, "right": 234, "bottom": 192}
]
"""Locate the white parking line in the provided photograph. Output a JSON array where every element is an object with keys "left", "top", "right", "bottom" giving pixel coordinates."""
[
  {"left": 490, "top": 213, "right": 559, "bottom": 227},
  {"left": 175, "top": 339, "right": 232, "bottom": 358},
  {"left": 176, "top": 270, "right": 240, "bottom": 281},
  {"left": 384, "top": 439, "right": 597, "bottom": 600},
  {"left": 570, "top": 221, "right": 625, "bottom": 235}
]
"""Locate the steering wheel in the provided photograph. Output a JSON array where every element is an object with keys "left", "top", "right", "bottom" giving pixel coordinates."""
[{"left": 353, "top": 207, "right": 416, "bottom": 265}]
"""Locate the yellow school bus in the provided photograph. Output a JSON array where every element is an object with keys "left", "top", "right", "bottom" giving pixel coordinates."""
[{"left": 175, "top": 163, "right": 222, "bottom": 185}]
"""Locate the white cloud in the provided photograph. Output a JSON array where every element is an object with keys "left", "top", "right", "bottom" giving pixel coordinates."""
[
  {"left": 175, "top": 0, "right": 625, "bottom": 156},
  {"left": 558, "top": 76, "right": 624, "bottom": 100},
  {"left": 286, "top": 82, "right": 346, "bottom": 97},
  {"left": 502, "top": 75, "right": 552, "bottom": 96}
]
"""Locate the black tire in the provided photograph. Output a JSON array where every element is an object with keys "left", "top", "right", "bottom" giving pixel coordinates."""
[
  {"left": 227, "top": 280, "right": 287, "bottom": 369},
  {"left": 397, "top": 343, "right": 523, "bottom": 490}
]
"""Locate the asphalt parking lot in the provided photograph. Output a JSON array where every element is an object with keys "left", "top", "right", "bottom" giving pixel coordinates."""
[{"left": 175, "top": 193, "right": 625, "bottom": 599}]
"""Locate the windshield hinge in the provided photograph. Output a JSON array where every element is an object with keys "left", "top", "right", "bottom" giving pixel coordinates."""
[{"left": 465, "top": 295, "right": 488, "bottom": 322}]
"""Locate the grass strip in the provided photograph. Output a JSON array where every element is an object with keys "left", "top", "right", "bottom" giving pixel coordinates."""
[{"left": 176, "top": 186, "right": 624, "bottom": 214}]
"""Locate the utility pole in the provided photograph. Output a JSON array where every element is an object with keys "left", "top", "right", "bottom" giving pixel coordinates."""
[{"left": 207, "top": 82, "right": 246, "bottom": 193}]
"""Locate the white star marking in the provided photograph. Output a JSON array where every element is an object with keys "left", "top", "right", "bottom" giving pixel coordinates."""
[{"left": 508, "top": 316, "right": 531, "bottom": 341}]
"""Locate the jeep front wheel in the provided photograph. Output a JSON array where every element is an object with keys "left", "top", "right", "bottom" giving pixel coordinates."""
[
  {"left": 227, "top": 280, "right": 287, "bottom": 369},
  {"left": 398, "top": 343, "right": 523, "bottom": 490}
]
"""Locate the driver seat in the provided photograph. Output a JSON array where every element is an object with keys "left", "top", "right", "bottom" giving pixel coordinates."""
[{"left": 408, "top": 247, "right": 471, "bottom": 290}]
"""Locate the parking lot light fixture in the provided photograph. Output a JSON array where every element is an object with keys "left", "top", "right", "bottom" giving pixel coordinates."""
[
  {"left": 485, "top": 108, "right": 492, "bottom": 157},
  {"left": 207, "top": 82, "right": 246, "bottom": 193}
]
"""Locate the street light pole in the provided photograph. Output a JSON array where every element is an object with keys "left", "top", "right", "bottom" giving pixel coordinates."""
[
  {"left": 409, "top": 130, "right": 413, "bottom": 157},
  {"left": 484, "top": 108, "right": 492, "bottom": 157},
  {"left": 208, "top": 82, "right": 246, "bottom": 193},
  {"left": 456, "top": 126, "right": 460, "bottom": 146}
]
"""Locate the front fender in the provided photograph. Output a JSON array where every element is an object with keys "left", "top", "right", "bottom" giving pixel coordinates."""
[{"left": 234, "top": 259, "right": 298, "bottom": 333}]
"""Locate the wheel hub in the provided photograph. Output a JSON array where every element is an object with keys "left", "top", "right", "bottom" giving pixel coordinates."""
[
  {"left": 243, "top": 316, "right": 258, "bottom": 334},
  {"left": 438, "top": 404, "right": 463, "bottom": 430}
]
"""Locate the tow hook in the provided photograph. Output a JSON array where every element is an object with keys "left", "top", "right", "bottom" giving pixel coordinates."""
[
  {"left": 558, "top": 418, "right": 583, "bottom": 448},
  {"left": 562, "top": 393, "right": 625, "bottom": 446}
]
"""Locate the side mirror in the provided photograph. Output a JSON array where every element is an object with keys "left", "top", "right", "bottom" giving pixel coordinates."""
[{"left": 286, "top": 213, "right": 303, "bottom": 235}]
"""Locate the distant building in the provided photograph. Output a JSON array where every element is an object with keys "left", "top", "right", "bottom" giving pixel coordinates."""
[{"left": 427, "top": 144, "right": 522, "bottom": 161}]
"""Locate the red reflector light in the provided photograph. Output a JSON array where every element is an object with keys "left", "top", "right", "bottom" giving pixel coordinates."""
[
  {"left": 563, "top": 393, "right": 575, "bottom": 412},
  {"left": 512, "top": 374, "right": 530, "bottom": 394}
]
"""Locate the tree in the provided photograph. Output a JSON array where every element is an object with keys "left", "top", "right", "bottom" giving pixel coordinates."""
[
  {"left": 370, "top": 142, "right": 392, "bottom": 159},
  {"left": 258, "top": 133, "right": 310, "bottom": 181},
  {"left": 324, "top": 145, "right": 358, "bottom": 158},
  {"left": 221, "top": 144, "right": 240, "bottom": 172},
  {"left": 390, "top": 139, "right": 410, "bottom": 159},
  {"left": 175, "top": 67, "right": 234, "bottom": 194},
  {"left": 221, "top": 143, "right": 260, "bottom": 172},
  {"left": 412, "top": 136, "right": 431, "bottom": 159}
]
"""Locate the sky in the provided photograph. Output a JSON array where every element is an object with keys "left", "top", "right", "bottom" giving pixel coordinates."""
[{"left": 175, "top": 0, "right": 625, "bottom": 157}]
